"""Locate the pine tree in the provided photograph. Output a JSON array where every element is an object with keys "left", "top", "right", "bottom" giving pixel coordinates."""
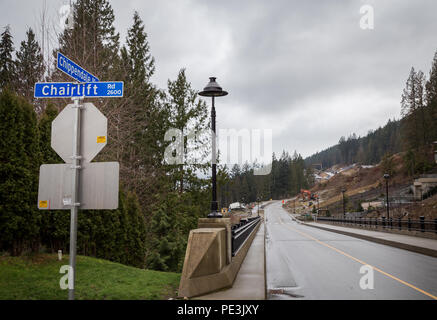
[
  {"left": 117, "top": 11, "right": 165, "bottom": 205},
  {"left": 0, "top": 90, "right": 40, "bottom": 255},
  {"left": 165, "top": 69, "right": 209, "bottom": 193},
  {"left": 56, "top": 0, "right": 120, "bottom": 81},
  {"left": 426, "top": 50, "right": 437, "bottom": 142},
  {"left": 147, "top": 193, "right": 183, "bottom": 271},
  {"left": 401, "top": 67, "right": 423, "bottom": 150},
  {"left": 15, "top": 28, "right": 45, "bottom": 109},
  {"left": 122, "top": 11, "right": 155, "bottom": 84},
  {"left": 0, "top": 25, "right": 15, "bottom": 91},
  {"left": 38, "top": 104, "right": 68, "bottom": 253},
  {"left": 123, "top": 191, "right": 146, "bottom": 267}
]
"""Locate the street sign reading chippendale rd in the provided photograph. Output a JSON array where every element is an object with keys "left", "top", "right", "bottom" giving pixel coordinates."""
[
  {"left": 57, "top": 52, "right": 99, "bottom": 83},
  {"left": 35, "top": 52, "right": 121, "bottom": 300}
]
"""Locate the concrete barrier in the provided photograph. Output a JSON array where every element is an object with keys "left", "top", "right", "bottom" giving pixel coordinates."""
[{"left": 178, "top": 218, "right": 260, "bottom": 298}]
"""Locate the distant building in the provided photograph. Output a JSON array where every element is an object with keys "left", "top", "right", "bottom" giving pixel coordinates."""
[
  {"left": 413, "top": 175, "right": 437, "bottom": 200},
  {"left": 229, "top": 202, "right": 244, "bottom": 210}
]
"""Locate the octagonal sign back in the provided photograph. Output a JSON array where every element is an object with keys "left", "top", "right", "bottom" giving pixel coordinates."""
[{"left": 51, "top": 102, "right": 107, "bottom": 163}]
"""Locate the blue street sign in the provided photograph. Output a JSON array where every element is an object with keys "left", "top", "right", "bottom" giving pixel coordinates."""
[
  {"left": 34, "top": 82, "right": 124, "bottom": 98},
  {"left": 57, "top": 52, "right": 99, "bottom": 83}
]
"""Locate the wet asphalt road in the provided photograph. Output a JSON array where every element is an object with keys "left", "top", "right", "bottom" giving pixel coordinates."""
[{"left": 265, "top": 201, "right": 437, "bottom": 300}]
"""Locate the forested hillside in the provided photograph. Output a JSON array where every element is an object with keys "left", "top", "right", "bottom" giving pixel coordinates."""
[
  {"left": 306, "top": 50, "right": 437, "bottom": 176},
  {"left": 305, "top": 119, "right": 402, "bottom": 168}
]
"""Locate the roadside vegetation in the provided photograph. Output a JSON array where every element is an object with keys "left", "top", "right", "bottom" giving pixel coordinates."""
[{"left": 0, "top": 253, "right": 180, "bottom": 300}]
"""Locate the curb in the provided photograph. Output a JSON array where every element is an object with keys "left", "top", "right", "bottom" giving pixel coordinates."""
[
  {"left": 263, "top": 221, "right": 267, "bottom": 300},
  {"left": 303, "top": 222, "right": 437, "bottom": 258}
]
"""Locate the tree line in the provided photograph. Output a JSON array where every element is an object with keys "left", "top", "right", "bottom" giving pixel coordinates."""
[
  {"left": 306, "top": 49, "right": 437, "bottom": 176},
  {"left": 305, "top": 119, "right": 402, "bottom": 169},
  {"left": 217, "top": 151, "right": 314, "bottom": 206}
]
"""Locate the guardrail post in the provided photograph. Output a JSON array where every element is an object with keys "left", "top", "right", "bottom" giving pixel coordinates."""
[
  {"left": 398, "top": 218, "right": 402, "bottom": 230},
  {"left": 389, "top": 218, "right": 392, "bottom": 229},
  {"left": 382, "top": 217, "right": 386, "bottom": 228},
  {"left": 408, "top": 218, "right": 411, "bottom": 231},
  {"left": 420, "top": 216, "right": 425, "bottom": 232},
  {"left": 434, "top": 219, "right": 437, "bottom": 234}
]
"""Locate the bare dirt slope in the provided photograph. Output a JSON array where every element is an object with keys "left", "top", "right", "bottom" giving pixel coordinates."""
[{"left": 286, "top": 152, "right": 437, "bottom": 219}]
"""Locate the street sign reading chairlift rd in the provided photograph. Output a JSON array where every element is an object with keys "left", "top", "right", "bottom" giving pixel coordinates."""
[{"left": 34, "top": 81, "right": 124, "bottom": 98}]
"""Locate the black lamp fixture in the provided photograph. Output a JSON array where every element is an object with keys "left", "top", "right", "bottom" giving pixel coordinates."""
[{"left": 199, "top": 77, "right": 228, "bottom": 218}]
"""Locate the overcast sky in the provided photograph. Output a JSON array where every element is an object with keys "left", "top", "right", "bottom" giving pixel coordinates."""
[{"left": 2, "top": 0, "right": 437, "bottom": 159}]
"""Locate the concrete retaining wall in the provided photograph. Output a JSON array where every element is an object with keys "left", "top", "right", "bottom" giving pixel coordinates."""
[{"left": 178, "top": 218, "right": 261, "bottom": 298}]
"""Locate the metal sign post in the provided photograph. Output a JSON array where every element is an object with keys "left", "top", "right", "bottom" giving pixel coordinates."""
[
  {"left": 69, "top": 96, "right": 82, "bottom": 300},
  {"left": 35, "top": 52, "right": 121, "bottom": 300}
]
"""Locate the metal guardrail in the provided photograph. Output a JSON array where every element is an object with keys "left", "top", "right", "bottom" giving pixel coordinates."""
[
  {"left": 317, "top": 216, "right": 437, "bottom": 234},
  {"left": 231, "top": 216, "right": 261, "bottom": 256}
]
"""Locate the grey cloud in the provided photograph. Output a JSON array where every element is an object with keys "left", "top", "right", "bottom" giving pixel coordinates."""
[{"left": 2, "top": 0, "right": 437, "bottom": 158}]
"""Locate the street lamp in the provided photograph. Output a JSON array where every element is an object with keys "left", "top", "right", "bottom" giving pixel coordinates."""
[
  {"left": 199, "top": 77, "right": 228, "bottom": 218},
  {"left": 341, "top": 188, "right": 346, "bottom": 219},
  {"left": 383, "top": 173, "right": 390, "bottom": 219}
]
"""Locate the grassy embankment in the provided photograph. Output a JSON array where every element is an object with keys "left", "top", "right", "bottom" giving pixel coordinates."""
[{"left": 0, "top": 253, "right": 180, "bottom": 300}]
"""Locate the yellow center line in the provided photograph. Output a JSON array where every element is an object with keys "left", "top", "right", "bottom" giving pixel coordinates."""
[{"left": 278, "top": 215, "right": 437, "bottom": 300}]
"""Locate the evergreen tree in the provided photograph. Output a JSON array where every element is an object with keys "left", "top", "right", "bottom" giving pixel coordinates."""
[
  {"left": 147, "top": 193, "right": 185, "bottom": 271},
  {"left": 15, "top": 28, "right": 45, "bottom": 109},
  {"left": 426, "top": 50, "right": 437, "bottom": 142},
  {"left": 401, "top": 67, "right": 424, "bottom": 150},
  {"left": 123, "top": 191, "right": 146, "bottom": 267},
  {"left": 38, "top": 104, "right": 68, "bottom": 252},
  {"left": 0, "top": 90, "right": 40, "bottom": 255},
  {"left": 122, "top": 11, "right": 155, "bottom": 84},
  {"left": 56, "top": 0, "right": 120, "bottom": 81},
  {"left": 0, "top": 25, "right": 15, "bottom": 91},
  {"left": 165, "top": 68, "right": 209, "bottom": 193},
  {"left": 117, "top": 11, "right": 165, "bottom": 206}
]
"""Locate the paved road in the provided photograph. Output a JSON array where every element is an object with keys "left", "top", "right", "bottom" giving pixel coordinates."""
[{"left": 265, "top": 201, "right": 437, "bottom": 300}]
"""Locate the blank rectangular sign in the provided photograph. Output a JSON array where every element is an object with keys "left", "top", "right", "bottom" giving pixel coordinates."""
[{"left": 38, "top": 162, "right": 119, "bottom": 210}]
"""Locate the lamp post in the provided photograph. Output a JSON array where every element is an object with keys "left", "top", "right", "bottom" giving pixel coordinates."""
[
  {"left": 199, "top": 77, "right": 228, "bottom": 218},
  {"left": 383, "top": 173, "right": 390, "bottom": 219},
  {"left": 341, "top": 188, "right": 346, "bottom": 219}
]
